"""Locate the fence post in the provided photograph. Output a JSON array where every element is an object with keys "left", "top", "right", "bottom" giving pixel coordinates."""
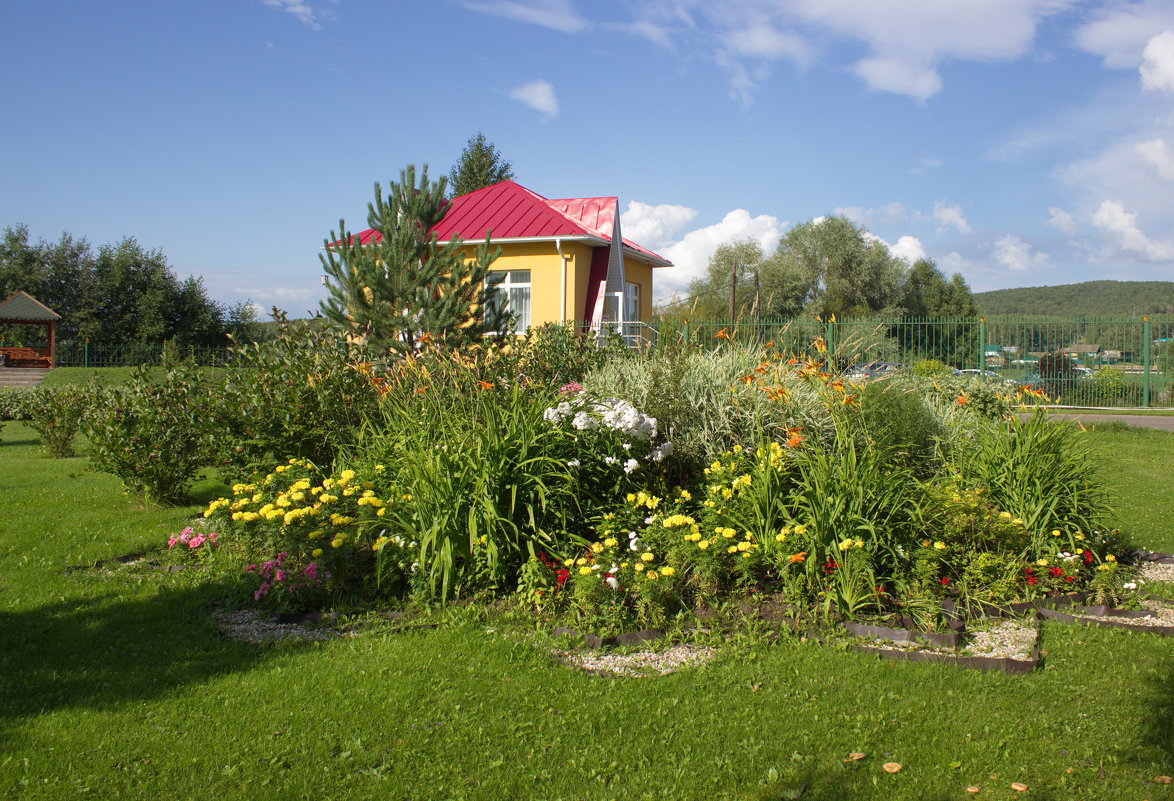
[
  {"left": 1142, "top": 316, "right": 1152, "bottom": 409},
  {"left": 977, "top": 317, "right": 985, "bottom": 372},
  {"left": 84, "top": 338, "right": 89, "bottom": 368}
]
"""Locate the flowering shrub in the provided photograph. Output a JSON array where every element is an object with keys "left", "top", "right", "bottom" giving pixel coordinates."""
[{"left": 246, "top": 552, "right": 328, "bottom": 609}]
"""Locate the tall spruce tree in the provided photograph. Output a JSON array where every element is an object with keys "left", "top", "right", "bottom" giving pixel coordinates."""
[
  {"left": 319, "top": 165, "right": 507, "bottom": 355},
  {"left": 448, "top": 132, "right": 514, "bottom": 197}
]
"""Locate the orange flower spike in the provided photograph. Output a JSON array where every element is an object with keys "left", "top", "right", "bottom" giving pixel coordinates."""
[
  {"left": 477, "top": 380, "right": 494, "bottom": 391},
  {"left": 841, "top": 393, "right": 858, "bottom": 406},
  {"left": 789, "top": 552, "right": 807, "bottom": 564},
  {"left": 956, "top": 393, "right": 969, "bottom": 405},
  {"left": 813, "top": 335, "right": 828, "bottom": 354},
  {"left": 715, "top": 327, "right": 731, "bottom": 341},
  {"left": 785, "top": 431, "right": 803, "bottom": 448}
]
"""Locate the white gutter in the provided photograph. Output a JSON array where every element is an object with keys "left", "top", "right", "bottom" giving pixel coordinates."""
[{"left": 555, "top": 238, "right": 567, "bottom": 323}]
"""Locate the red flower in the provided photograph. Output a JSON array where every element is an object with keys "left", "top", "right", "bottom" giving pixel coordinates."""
[
  {"left": 1064, "top": 576, "right": 1075, "bottom": 583},
  {"left": 1082, "top": 550, "right": 1094, "bottom": 564},
  {"left": 1026, "top": 576, "right": 1038, "bottom": 586},
  {"left": 1024, "top": 567, "right": 1034, "bottom": 576},
  {"left": 940, "top": 576, "right": 950, "bottom": 586},
  {"left": 1048, "top": 567, "right": 1063, "bottom": 577},
  {"left": 823, "top": 559, "right": 839, "bottom": 574},
  {"left": 555, "top": 569, "right": 569, "bottom": 588}
]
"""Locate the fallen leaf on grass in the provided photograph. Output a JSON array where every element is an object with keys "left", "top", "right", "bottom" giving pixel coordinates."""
[
  {"left": 1155, "top": 776, "right": 1172, "bottom": 784},
  {"left": 842, "top": 753, "right": 867, "bottom": 762},
  {"left": 882, "top": 763, "right": 902, "bottom": 773},
  {"left": 966, "top": 787, "right": 980, "bottom": 794},
  {"left": 1011, "top": 782, "right": 1028, "bottom": 792}
]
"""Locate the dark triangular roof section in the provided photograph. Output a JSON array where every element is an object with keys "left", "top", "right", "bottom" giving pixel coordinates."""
[{"left": 0, "top": 291, "right": 62, "bottom": 322}]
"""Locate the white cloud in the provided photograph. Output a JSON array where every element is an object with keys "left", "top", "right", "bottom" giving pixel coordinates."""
[
  {"left": 508, "top": 79, "right": 559, "bottom": 117},
  {"left": 258, "top": 0, "right": 323, "bottom": 30},
  {"left": 1076, "top": 2, "right": 1174, "bottom": 69},
  {"left": 1091, "top": 199, "right": 1174, "bottom": 260},
  {"left": 993, "top": 234, "right": 1049, "bottom": 271},
  {"left": 911, "top": 156, "right": 943, "bottom": 175},
  {"left": 654, "top": 209, "right": 785, "bottom": 301},
  {"left": 889, "top": 235, "right": 927, "bottom": 263},
  {"left": 1047, "top": 206, "right": 1077, "bottom": 234},
  {"left": 1141, "top": 31, "right": 1174, "bottom": 91},
  {"left": 941, "top": 252, "right": 972, "bottom": 273},
  {"left": 620, "top": 201, "right": 698, "bottom": 251},
  {"left": 834, "top": 202, "right": 909, "bottom": 228},
  {"left": 462, "top": 0, "right": 587, "bottom": 33},
  {"left": 932, "top": 201, "right": 971, "bottom": 234},
  {"left": 855, "top": 55, "right": 942, "bottom": 102},
  {"left": 1135, "top": 137, "right": 1174, "bottom": 180},
  {"left": 234, "top": 286, "right": 315, "bottom": 303}
]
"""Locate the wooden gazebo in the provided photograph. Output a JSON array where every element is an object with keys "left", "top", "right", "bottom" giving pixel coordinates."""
[{"left": 0, "top": 291, "right": 61, "bottom": 368}]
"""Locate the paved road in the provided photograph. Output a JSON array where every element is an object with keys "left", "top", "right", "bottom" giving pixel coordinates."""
[{"left": 1022, "top": 413, "right": 1174, "bottom": 432}]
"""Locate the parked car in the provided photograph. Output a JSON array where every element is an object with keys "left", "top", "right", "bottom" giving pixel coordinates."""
[
  {"left": 845, "top": 361, "right": 904, "bottom": 380},
  {"left": 958, "top": 368, "right": 1020, "bottom": 386}
]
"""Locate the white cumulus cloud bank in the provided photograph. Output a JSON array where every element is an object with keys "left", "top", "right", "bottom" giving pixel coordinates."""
[
  {"left": 509, "top": 79, "right": 559, "bottom": 117},
  {"left": 620, "top": 202, "right": 698, "bottom": 251},
  {"left": 993, "top": 235, "right": 1049, "bottom": 272},
  {"left": 933, "top": 201, "right": 971, "bottom": 234},
  {"left": 648, "top": 209, "right": 785, "bottom": 301},
  {"left": 1141, "top": 30, "right": 1174, "bottom": 91},
  {"left": 1092, "top": 199, "right": 1174, "bottom": 260},
  {"left": 1135, "top": 138, "right": 1174, "bottom": 180}
]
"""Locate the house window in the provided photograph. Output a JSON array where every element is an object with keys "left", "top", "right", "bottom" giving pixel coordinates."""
[
  {"left": 625, "top": 281, "right": 640, "bottom": 322},
  {"left": 488, "top": 270, "right": 531, "bottom": 333}
]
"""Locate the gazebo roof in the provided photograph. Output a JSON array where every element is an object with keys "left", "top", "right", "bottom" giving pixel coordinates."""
[{"left": 0, "top": 291, "right": 61, "bottom": 322}]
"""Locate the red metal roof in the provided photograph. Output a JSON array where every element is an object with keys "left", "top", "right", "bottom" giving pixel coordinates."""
[{"left": 348, "top": 181, "right": 671, "bottom": 266}]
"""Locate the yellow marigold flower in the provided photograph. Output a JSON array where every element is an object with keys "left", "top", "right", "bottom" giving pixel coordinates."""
[
  {"left": 322, "top": 478, "right": 335, "bottom": 488},
  {"left": 1075, "top": 532, "right": 1085, "bottom": 541},
  {"left": 376, "top": 508, "right": 386, "bottom": 517},
  {"left": 640, "top": 552, "right": 655, "bottom": 562},
  {"left": 742, "top": 552, "right": 751, "bottom": 558},
  {"left": 252, "top": 492, "right": 263, "bottom": 502},
  {"left": 331, "top": 537, "right": 344, "bottom": 548},
  {"left": 339, "top": 469, "right": 356, "bottom": 483},
  {"left": 591, "top": 542, "right": 604, "bottom": 554},
  {"left": 372, "top": 537, "right": 389, "bottom": 551},
  {"left": 290, "top": 491, "right": 305, "bottom": 502},
  {"left": 1012, "top": 518, "right": 1024, "bottom": 526},
  {"left": 737, "top": 541, "right": 751, "bottom": 552},
  {"left": 1097, "top": 563, "right": 1112, "bottom": 571},
  {"left": 1037, "top": 559, "right": 1049, "bottom": 566},
  {"left": 698, "top": 540, "right": 710, "bottom": 550},
  {"left": 776, "top": 533, "right": 787, "bottom": 542},
  {"left": 1052, "top": 529, "right": 1062, "bottom": 537},
  {"left": 999, "top": 511, "right": 1012, "bottom": 520},
  {"left": 703, "top": 499, "right": 716, "bottom": 508},
  {"left": 312, "top": 548, "right": 323, "bottom": 558},
  {"left": 576, "top": 557, "right": 588, "bottom": 566},
  {"left": 646, "top": 570, "right": 659, "bottom": 581},
  {"left": 621, "top": 562, "right": 629, "bottom": 568},
  {"left": 677, "top": 489, "right": 692, "bottom": 501},
  {"left": 275, "top": 465, "right": 288, "bottom": 473},
  {"left": 721, "top": 488, "right": 733, "bottom": 499},
  {"left": 342, "top": 487, "right": 356, "bottom": 497},
  {"left": 310, "top": 486, "right": 322, "bottom": 496},
  {"left": 604, "top": 537, "right": 618, "bottom": 548},
  {"left": 727, "top": 546, "right": 738, "bottom": 554},
  {"left": 634, "top": 563, "right": 645, "bottom": 572},
  {"left": 934, "top": 541, "right": 947, "bottom": 551},
  {"left": 722, "top": 528, "right": 736, "bottom": 539},
  {"left": 839, "top": 538, "right": 854, "bottom": 552},
  {"left": 1076, "top": 548, "right": 1084, "bottom": 555},
  {"left": 854, "top": 539, "right": 864, "bottom": 549},
  {"left": 793, "top": 524, "right": 808, "bottom": 535},
  {"left": 1106, "top": 554, "right": 1116, "bottom": 562},
  {"left": 231, "top": 512, "right": 243, "bottom": 521},
  {"left": 578, "top": 566, "right": 592, "bottom": 576},
  {"left": 626, "top": 493, "right": 636, "bottom": 503},
  {"left": 564, "top": 559, "right": 575, "bottom": 567},
  {"left": 660, "top": 566, "right": 675, "bottom": 576}
]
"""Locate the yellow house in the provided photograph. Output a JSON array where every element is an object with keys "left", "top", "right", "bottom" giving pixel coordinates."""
[{"left": 354, "top": 180, "right": 673, "bottom": 338}]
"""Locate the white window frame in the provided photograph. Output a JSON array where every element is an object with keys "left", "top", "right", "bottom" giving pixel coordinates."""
[{"left": 488, "top": 270, "right": 531, "bottom": 334}]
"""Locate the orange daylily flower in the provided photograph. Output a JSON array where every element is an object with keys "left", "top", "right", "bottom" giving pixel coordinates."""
[
  {"left": 477, "top": 380, "right": 494, "bottom": 391},
  {"left": 827, "top": 379, "right": 845, "bottom": 392},
  {"left": 415, "top": 386, "right": 429, "bottom": 395},
  {"left": 765, "top": 340, "right": 775, "bottom": 349},
  {"left": 813, "top": 335, "right": 828, "bottom": 354},
  {"left": 789, "top": 552, "right": 807, "bottom": 564},
  {"left": 784, "top": 427, "right": 803, "bottom": 448},
  {"left": 841, "top": 393, "right": 858, "bottom": 406},
  {"left": 715, "top": 328, "right": 731, "bottom": 340},
  {"left": 956, "top": 393, "right": 969, "bottom": 405},
  {"left": 738, "top": 374, "right": 755, "bottom": 384},
  {"left": 786, "top": 357, "right": 799, "bottom": 366},
  {"left": 754, "top": 365, "right": 768, "bottom": 374}
]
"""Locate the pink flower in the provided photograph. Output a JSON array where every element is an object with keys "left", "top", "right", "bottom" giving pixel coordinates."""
[
  {"left": 559, "top": 382, "right": 584, "bottom": 396},
  {"left": 167, "top": 537, "right": 178, "bottom": 549},
  {"left": 188, "top": 534, "right": 206, "bottom": 549},
  {"left": 254, "top": 581, "right": 271, "bottom": 601},
  {"left": 276, "top": 552, "right": 288, "bottom": 564},
  {"left": 178, "top": 527, "right": 194, "bottom": 544},
  {"left": 208, "top": 532, "right": 219, "bottom": 544},
  {"left": 302, "top": 563, "right": 318, "bottom": 581},
  {"left": 245, "top": 564, "right": 257, "bottom": 573},
  {"left": 275, "top": 569, "right": 287, "bottom": 582}
]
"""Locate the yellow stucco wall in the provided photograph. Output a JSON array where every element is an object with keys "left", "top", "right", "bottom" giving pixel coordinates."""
[{"left": 459, "top": 240, "right": 661, "bottom": 327}]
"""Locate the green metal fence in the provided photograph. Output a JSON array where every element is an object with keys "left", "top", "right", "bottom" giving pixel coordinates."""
[
  {"left": 641, "top": 315, "right": 1174, "bottom": 409},
  {"left": 54, "top": 342, "right": 233, "bottom": 368}
]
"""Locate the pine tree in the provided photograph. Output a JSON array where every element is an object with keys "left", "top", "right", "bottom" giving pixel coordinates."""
[
  {"left": 448, "top": 132, "right": 515, "bottom": 197},
  {"left": 319, "top": 165, "right": 508, "bottom": 356}
]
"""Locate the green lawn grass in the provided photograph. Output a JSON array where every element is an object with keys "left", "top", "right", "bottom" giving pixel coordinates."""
[{"left": 1, "top": 422, "right": 1172, "bottom": 801}]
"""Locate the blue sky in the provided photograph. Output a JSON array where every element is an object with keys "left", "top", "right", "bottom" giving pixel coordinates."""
[{"left": 3, "top": 0, "right": 1174, "bottom": 313}]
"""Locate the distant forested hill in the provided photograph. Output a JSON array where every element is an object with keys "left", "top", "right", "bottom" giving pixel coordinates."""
[{"left": 975, "top": 281, "right": 1174, "bottom": 317}]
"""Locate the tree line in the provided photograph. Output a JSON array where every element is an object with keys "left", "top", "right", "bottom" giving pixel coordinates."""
[
  {"left": 0, "top": 225, "right": 255, "bottom": 347},
  {"left": 663, "top": 216, "right": 978, "bottom": 323}
]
